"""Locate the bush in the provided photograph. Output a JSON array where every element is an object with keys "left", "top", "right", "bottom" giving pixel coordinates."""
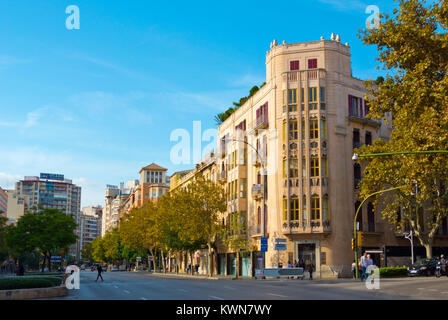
[
  {"left": 376, "top": 267, "right": 408, "bottom": 277},
  {"left": 0, "top": 277, "right": 62, "bottom": 290}
]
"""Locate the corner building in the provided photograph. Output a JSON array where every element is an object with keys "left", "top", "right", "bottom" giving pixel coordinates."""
[{"left": 216, "top": 37, "right": 393, "bottom": 277}]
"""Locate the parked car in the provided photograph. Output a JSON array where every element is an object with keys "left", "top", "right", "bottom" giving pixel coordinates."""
[{"left": 408, "top": 258, "right": 439, "bottom": 276}]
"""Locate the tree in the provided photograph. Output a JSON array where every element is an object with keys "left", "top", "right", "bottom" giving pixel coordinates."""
[
  {"left": 357, "top": 0, "right": 448, "bottom": 258},
  {"left": 6, "top": 208, "right": 77, "bottom": 271},
  {"left": 220, "top": 211, "right": 251, "bottom": 279},
  {"left": 82, "top": 242, "right": 93, "bottom": 262},
  {"left": 177, "top": 176, "right": 227, "bottom": 277},
  {"left": 0, "top": 215, "right": 9, "bottom": 263},
  {"left": 91, "top": 237, "right": 106, "bottom": 263}
]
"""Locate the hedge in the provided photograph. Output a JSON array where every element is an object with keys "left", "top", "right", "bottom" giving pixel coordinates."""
[
  {"left": 374, "top": 267, "right": 408, "bottom": 277},
  {"left": 0, "top": 277, "right": 62, "bottom": 290}
]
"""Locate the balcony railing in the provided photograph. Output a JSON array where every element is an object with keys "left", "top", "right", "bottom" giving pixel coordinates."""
[
  {"left": 255, "top": 115, "right": 268, "bottom": 130},
  {"left": 249, "top": 224, "right": 262, "bottom": 236}
]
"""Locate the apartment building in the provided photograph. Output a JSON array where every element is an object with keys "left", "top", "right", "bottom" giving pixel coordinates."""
[
  {"left": 0, "top": 186, "right": 7, "bottom": 216},
  {"left": 10, "top": 173, "right": 81, "bottom": 258},
  {"left": 213, "top": 35, "right": 442, "bottom": 278},
  {"left": 79, "top": 205, "right": 102, "bottom": 257}
]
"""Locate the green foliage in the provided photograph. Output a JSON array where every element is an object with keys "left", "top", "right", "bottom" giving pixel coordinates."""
[
  {"left": 214, "top": 82, "right": 265, "bottom": 125},
  {"left": 0, "top": 277, "right": 61, "bottom": 290},
  {"left": 357, "top": 0, "right": 448, "bottom": 258},
  {"left": 5, "top": 208, "right": 77, "bottom": 269},
  {"left": 375, "top": 267, "right": 408, "bottom": 277}
]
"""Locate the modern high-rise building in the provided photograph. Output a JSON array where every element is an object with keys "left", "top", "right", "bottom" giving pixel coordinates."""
[
  {"left": 79, "top": 205, "right": 102, "bottom": 259},
  {"left": 10, "top": 173, "right": 81, "bottom": 257},
  {"left": 0, "top": 186, "right": 7, "bottom": 216}
]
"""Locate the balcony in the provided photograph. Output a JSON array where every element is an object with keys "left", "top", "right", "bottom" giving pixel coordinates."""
[
  {"left": 249, "top": 224, "right": 262, "bottom": 236},
  {"left": 281, "top": 220, "right": 331, "bottom": 234},
  {"left": 252, "top": 184, "right": 262, "bottom": 200},
  {"left": 218, "top": 171, "right": 227, "bottom": 182},
  {"left": 255, "top": 115, "right": 268, "bottom": 130}
]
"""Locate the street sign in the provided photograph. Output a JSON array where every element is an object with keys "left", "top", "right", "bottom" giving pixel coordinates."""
[
  {"left": 275, "top": 238, "right": 287, "bottom": 243},
  {"left": 275, "top": 244, "right": 287, "bottom": 250},
  {"left": 261, "top": 237, "right": 268, "bottom": 245},
  {"left": 260, "top": 244, "right": 268, "bottom": 252},
  {"left": 136, "top": 257, "right": 141, "bottom": 261}
]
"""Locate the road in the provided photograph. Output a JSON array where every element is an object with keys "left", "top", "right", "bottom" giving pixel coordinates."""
[{"left": 53, "top": 271, "right": 448, "bottom": 300}]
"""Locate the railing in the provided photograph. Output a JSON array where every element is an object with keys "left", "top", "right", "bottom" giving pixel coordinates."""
[{"left": 255, "top": 115, "right": 268, "bottom": 129}]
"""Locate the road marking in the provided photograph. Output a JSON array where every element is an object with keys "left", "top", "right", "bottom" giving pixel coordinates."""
[
  {"left": 178, "top": 289, "right": 188, "bottom": 292},
  {"left": 428, "top": 289, "right": 438, "bottom": 292},
  {"left": 208, "top": 295, "right": 224, "bottom": 300},
  {"left": 141, "top": 297, "right": 147, "bottom": 300},
  {"left": 267, "top": 293, "right": 288, "bottom": 298},
  {"left": 123, "top": 290, "right": 130, "bottom": 294},
  {"left": 114, "top": 285, "right": 119, "bottom": 289}
]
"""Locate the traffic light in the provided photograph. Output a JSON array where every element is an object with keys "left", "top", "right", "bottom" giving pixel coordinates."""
[
  {"left": 351, "top": 238, "right": 355, "bottom": 251},
  {"left": 357, "top": 231, "right": 364, "bottom": 247}
]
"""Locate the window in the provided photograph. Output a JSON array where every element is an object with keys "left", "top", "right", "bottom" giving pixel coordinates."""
[
  {"left": 289, "top": 158, "right": 299, "bottom": 178},
  {"left": 365, "top": 131, "right": 372, "bottom": 146},
  {"left": 239, "top": 148, "right": 247, "bottom": 165},
  {"left": 288, "top": 89, "right": 297, "bottom": 104},
  {"left": 320, "top": 119, "right": 327, "bottom": 139},
  {"left": 291, "top": 197, "right": 299, "bottom": 220},
  {"left": 353, "top": 128, "right": 360, "bottom": 148},
  {"left": 240, "top": 179, "right": 246, "bottom": 198},
  {"left": 355, "top": 201, "right": 363, "bottom": 231},
  {"left": 311, "top": 196, "right": 320, "bottom": 220},
  {"left": 354, "top": 163, "right": 361, "bottom": 188},
  {"left": 283, "top": 199, "right": 288, "bottom": 221},
  {"left": 289, "top": 120, "right": 298, "bottom": 140},
  {"left": 348, "top": 95, "right": 360, "bottom": 117},
  {"left": 302, "top": 158, "right": 306, "bottom": 178},
  {"left": 301, "top": 120, "right": 306, "bottom": 140},
  {"left": 303, "top": 196, "right": 307, "bottom": 222},
  {"left": 320, "top": 87, "right": 326, "bottom": 110},
  {"left": 310, "top": 119, "right": 319, "bottom": 139},
  {"left": 301, "top": 88, "right": 305, "bottom": 110},
  {"left": 309, "top": 87, "right": 317, "bottom": 102},
  {"left": 290, "top": 60, "right": 299, "bottom": 70},
  {"left": 308, "top": 58, "right": 317, "bottom": 69},
  {"left": 310, "top": 157, "right": 319, "bottom": 177},
  {"left": 322, "top": 196, "right": 329, "bottom": 221}
]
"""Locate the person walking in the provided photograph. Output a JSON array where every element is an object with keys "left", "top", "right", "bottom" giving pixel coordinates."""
[
  {"left": 360, "top": 252, "right": 368, "bottom": 281},
  {"left": 351, "top": 260, "right": 357, "bottom": 279},
  {"left": 96, "top": 264, "right": 104, "bottom": 282},
  {"left": 306, "top": 260, "right": 315, "bottom": 280}
]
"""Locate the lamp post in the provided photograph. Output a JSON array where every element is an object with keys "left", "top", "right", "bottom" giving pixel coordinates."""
[
  {"left": 353, "top": 185, "right": 404, "bottom": 279},
  {"left": 404, "top": 230, "right": 414, "bottom": 265},
  {"left": 225, "top": 138, "right": 266, "bottom": 270}
]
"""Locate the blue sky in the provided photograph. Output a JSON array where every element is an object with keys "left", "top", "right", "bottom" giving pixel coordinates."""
[{"left": 0, "top": 0, "right": 396, "bottom": 207}]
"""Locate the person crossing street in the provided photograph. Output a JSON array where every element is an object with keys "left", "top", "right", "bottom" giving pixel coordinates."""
[{"left": 96, "top": 264, "right": 104, "bottom": 282}]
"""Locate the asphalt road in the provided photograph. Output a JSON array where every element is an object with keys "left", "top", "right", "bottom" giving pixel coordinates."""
[{"left": 52, "top": 271, "right": 448, "bottom": 300}]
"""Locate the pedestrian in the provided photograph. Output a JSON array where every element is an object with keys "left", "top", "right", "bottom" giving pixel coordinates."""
[
  {"left": 287, "top": 261, "right": 292, "bottom": 268},
  {"left": 360, "top": 252, "right": 368, "bottom": 282},
  {"left": 294, "top": 260, "right": 299, "bottom": 268},
  {"left": 96, "top": 264, "right": 104, "bottom": 282},
  {"left": 306, "top": 260, "right": 315, "bottom": 280},
  {"left": 299, "top": 259, "right": 305, "bottom": 269},
  {"left": 351, "top": 260, "right": 357, "bottom": 279}
]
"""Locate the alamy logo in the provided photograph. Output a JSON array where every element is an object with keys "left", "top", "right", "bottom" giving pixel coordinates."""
[
  {"left": 66, "top": 5, "right": 80, "bottom": 30},
  {"left": 365, "top": 5, "right": 380, "bottom": 30},
  {"left": 365, "top": 265, "right": 380, "bottom": 290},
  {"left": 65, "top": 265, "right": 80, "bottom": 290}
]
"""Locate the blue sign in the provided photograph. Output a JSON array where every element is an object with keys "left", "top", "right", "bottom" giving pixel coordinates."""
[
  {"left": 275, "top": 238, "right": 287, "bottom": 243},
  {"left": 260, "top": 244, "right": 268, "bottom": 252},
  {"left": 275, "top": 244, "right": 287, "bottom": 250},
  {"left": 40, "top": 173, "right": 64, "bottom": 181},
  {"left": 261, "top": 237, "right": 268, "bottom": 245}
]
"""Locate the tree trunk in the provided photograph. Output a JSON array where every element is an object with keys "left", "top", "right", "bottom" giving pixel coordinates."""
[
  {"left": 236, "top": 251, "right": 240, "bottom": 279},
  {"left": 207, "top": 242, "right": 212, "bottom": 277},
  {"left": 41, "top": 255, "right": 47, "bottom": 273},
  {"left": 161, "top": 251, "right": 166, "bottom": 273},
  {"left": 190, "top": 252, "right": 194, "bottom": 275},
  {"left": 424, "top": 244, "right": 433, "bottom": 259}
]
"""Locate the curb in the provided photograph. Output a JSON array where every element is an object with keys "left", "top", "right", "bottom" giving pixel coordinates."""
[
  {"left": 146, "top": 273, "right": 221, "bottom": 280},
  {"left": 0, "top": 284, "right": 67, "bottom": 300}
]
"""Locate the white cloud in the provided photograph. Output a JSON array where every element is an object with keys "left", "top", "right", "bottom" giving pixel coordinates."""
[
  {"left": 317, "top": 0, "right": 367, "bottom": 12},
  {"left": 0, "top": 173, "right": 22, "bottom": 190}
]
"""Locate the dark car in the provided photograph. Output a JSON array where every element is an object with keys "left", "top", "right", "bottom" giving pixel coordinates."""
[{"left": 408, "top": 258, "right": 439, "bottom": 276}]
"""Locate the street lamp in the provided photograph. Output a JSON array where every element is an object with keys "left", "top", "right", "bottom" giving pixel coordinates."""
[
  {"left": 352, "top": 149, "right": 448, "bottom": 278},
  {"left": 225, "top": 137, "right": 266, "bottom": 270},
  {"left": 404, "top": 230, "right": 414, "bottom": 265}
]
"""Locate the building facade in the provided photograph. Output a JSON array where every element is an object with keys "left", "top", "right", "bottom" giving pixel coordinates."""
[
  {"left": 210, "top": 36, "right": 448, "bottom": 278},
  {"left": 0, "top": 186, "right": 7, "bottom": 216},
  {"left": 10, "top": 174, "right": 82, "bottom": 258},
  {"left": 79, "top": 205, "right": 103, "bottom": 259}
]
